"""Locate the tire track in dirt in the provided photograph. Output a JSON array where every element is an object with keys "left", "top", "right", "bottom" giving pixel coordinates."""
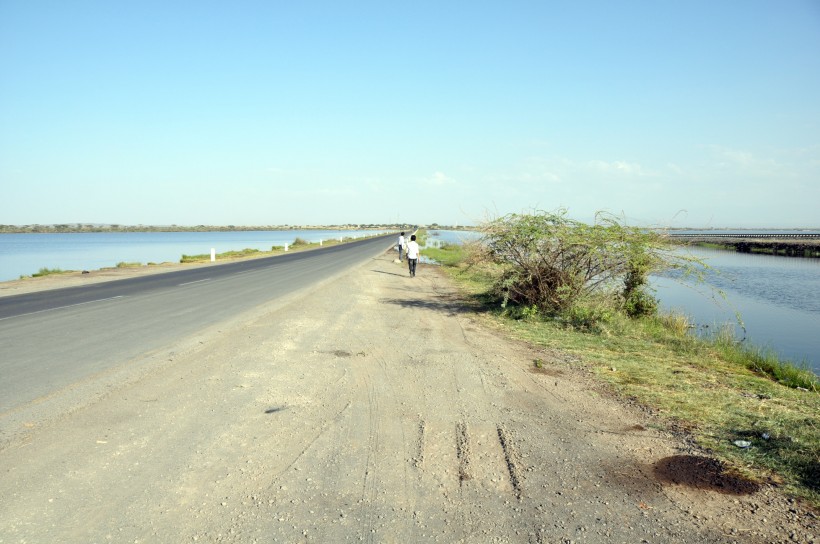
[
  {"left": 455, "top": 421, "right": 472, "bottom": 484},
  {"left": 497, "top": 425, "right": 523, "bottom": 499}
]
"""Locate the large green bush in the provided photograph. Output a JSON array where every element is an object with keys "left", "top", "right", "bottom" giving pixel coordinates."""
[{"left": 480, "top": 209, "right": 689, "bottom": 318}]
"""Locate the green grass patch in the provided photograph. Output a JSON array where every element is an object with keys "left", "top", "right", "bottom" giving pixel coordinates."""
[
  {"left": 692, "top": 241, "right": 734, "bottom": 251},
  {"left": 177, "top": 234, "right": 379, "bottom": 264},
  {"left": 116, "top": 261, "right": 142, "bottom": 268},
  {"left": 180, "top": 248, "right": 263, "bottom": 263},
  {"left": 415, "top": 229, "right": 428, "bottom": 247},
  {"left": 423, "top": 243, "right": 465, "bottom": 266},
  {"left": 436, "top": 249, "right": 820, "bottom": 507},
  {"left": 30, "top": 267, "right": 71, "bottom": 277}
]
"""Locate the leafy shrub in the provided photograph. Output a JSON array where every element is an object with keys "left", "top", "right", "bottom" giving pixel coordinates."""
[
  {"left": 480, "top": 209, "right": 699, "bottom": 319},
  {"left": 31, "top": 267, "right": 66, "bottom": 277}
]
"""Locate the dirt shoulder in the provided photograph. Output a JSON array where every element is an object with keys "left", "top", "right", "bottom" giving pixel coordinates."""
[{"left": 0, "top": 251, "right": 815, "bottom": 542}]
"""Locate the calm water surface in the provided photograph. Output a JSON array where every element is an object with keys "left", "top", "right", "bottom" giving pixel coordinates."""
[
  {"left": 652, "top": 247, "right": 820, "bottom": 374},
  {"left": 426, "top": 229, "right": 482, "bottom": 245},
  {"left": 0, "top": 229, "right": 389, "bottom": 282}
]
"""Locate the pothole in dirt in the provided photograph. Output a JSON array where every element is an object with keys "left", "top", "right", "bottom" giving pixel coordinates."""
[{"left": 653, "top": 455, "right": 760, "bottom": 495}]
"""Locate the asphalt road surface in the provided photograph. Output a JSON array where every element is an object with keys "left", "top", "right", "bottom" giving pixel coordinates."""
[{"left": 0, "top": 234, "right": 394, "bottom": 415}]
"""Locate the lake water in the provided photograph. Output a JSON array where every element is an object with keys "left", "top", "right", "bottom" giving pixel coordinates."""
[
  {"left": 0, "top": 229, "right": 390, "bottom": 282},
  {"left": 652, "top": 247, "right": 820, "bottom": 374},
  {"left": 425, "top": 229, "right": 483, "bottom": 246}
]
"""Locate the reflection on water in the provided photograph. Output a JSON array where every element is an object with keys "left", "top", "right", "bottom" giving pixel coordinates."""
[
  {"left": 425, "top": 229, "right": 482, "bottom": 246},
  {"left": 652, "top": 247, "right": 820, "bottom": 373},
  {"left": 421, "top": 230, "right": 482, "bottom": 264}
]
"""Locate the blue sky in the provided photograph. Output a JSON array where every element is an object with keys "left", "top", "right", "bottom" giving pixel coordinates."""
[{"left": 1, "top": 1, "right": 818, "bottom": 228}]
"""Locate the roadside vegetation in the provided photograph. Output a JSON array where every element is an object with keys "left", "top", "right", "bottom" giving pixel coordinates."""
[
  {"left": 181, "top": 248, "right": 265, "bottom": 263},
  {"left": 427, "top": 209, "right": 819, "bottom": 508},
  {"left": 28, "top": 267, "right": 70, "bottom": 278},
  {"left": 177, "top": 235, "right": 373, "bottom": 263}
]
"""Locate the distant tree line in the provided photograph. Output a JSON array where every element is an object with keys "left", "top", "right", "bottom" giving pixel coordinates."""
[{"left": 0, "top": 223, "right": 472, "bottom": 234}]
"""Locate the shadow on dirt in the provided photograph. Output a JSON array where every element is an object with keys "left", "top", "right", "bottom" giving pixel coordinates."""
[
  {"left": 529, "top": 366, "right": 564, "bottom": 377},
  {"left": 381, "top": 296, "right": 481, "bottom": 317},
  {"left": 370, "top": 269, "right": 409, "bottom": 278},
  {"left": 653, "top": 455, "right": 760, "bottom": 495}
]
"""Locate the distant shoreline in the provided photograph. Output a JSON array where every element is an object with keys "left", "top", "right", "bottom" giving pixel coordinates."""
[{"left": 0, "top": 223, "right": 472, "bottom": 234}]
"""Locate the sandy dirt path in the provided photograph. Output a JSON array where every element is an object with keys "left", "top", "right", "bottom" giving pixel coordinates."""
[{"left": 0, "top": 251, "right": 815, "bottom": 543}]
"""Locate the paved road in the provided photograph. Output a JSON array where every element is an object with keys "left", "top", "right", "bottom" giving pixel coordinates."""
[{"left": 0, "top": 235, "right": 394, "bottom": 414}]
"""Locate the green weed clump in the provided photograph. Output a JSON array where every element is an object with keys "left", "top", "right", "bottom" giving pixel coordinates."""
[
  {"left": 218, "top": 248, "right": 261, "bottom": 258},
  {"left": 180, "top": 248, "right": 261, "bottom": 263},
  {"left": 116, "top": 261, "right": 141, "bottom": 268},
  {"left": 31, "top": 267, "right": 68, "bottom": 277}
]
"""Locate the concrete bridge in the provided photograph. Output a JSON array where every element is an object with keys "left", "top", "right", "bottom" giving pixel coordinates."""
[
  {"left": 667, "top": 232, "right": 820, "bottom": 257},
  {"left": 668, "top": 233, "right": 820, "bottom": 239}
]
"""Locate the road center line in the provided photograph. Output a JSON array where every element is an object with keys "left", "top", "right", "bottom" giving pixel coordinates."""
[{"left": 0, "top": 295, "right": 125, "bottom": 321}]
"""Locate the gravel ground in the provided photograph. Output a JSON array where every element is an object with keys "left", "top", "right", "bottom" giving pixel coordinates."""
[{"left": 0, "top": 250, "right": 816, "bottom": 543}]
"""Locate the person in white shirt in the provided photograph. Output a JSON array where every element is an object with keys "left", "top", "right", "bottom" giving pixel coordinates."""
[
  {"left": 397, "top": 232, "right": 406, "bottom": 261},
  {"left": 406, "top": 234, "right": 420, "bottom": 277}
]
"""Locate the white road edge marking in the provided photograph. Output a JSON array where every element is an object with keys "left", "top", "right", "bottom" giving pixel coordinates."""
[
  {"left": 0, "top": 295, "right": 125, "bottom": 321},
  {"left": 178, "top": 278, "right": 211, "bottom": 286}
]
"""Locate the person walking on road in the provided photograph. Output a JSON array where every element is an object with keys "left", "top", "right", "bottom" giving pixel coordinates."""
[
  {"left": 406, "top": 234, "right": 420, "bottom": 277},
  {"left": 397, "top": 232, "right": 406, "bottom": 261}
]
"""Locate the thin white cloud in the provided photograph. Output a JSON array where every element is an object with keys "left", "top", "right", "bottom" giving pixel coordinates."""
[
  {"left": 666, "top": 162, "right": 684, "bottom": 176},
  {"left": 587, "top": 159, "right": 654, "bottom": 177},
  {"left": 706, "top": 145, "right": 781, "bottom": 176},
  {"left": 500, "top": 156, "right": 564, "bottom": 184},
  {"left": 423, "top": 171, "right": 456, "bottom": 186},
  {"left": 521, "top": 171, "right": 561, "bottom": 183}
]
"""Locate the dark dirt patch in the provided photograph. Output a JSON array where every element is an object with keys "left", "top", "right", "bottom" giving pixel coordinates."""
[
  {"left": 653, "top": 455, "right": 761, "bottom": 495},
  {"left": 529, "top": 367, "right": 564, "bottom": 377}
]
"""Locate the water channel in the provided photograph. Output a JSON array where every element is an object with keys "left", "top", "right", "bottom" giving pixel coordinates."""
[{"left": 652, "top": 246, "right": 820, "bottom": 374}]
